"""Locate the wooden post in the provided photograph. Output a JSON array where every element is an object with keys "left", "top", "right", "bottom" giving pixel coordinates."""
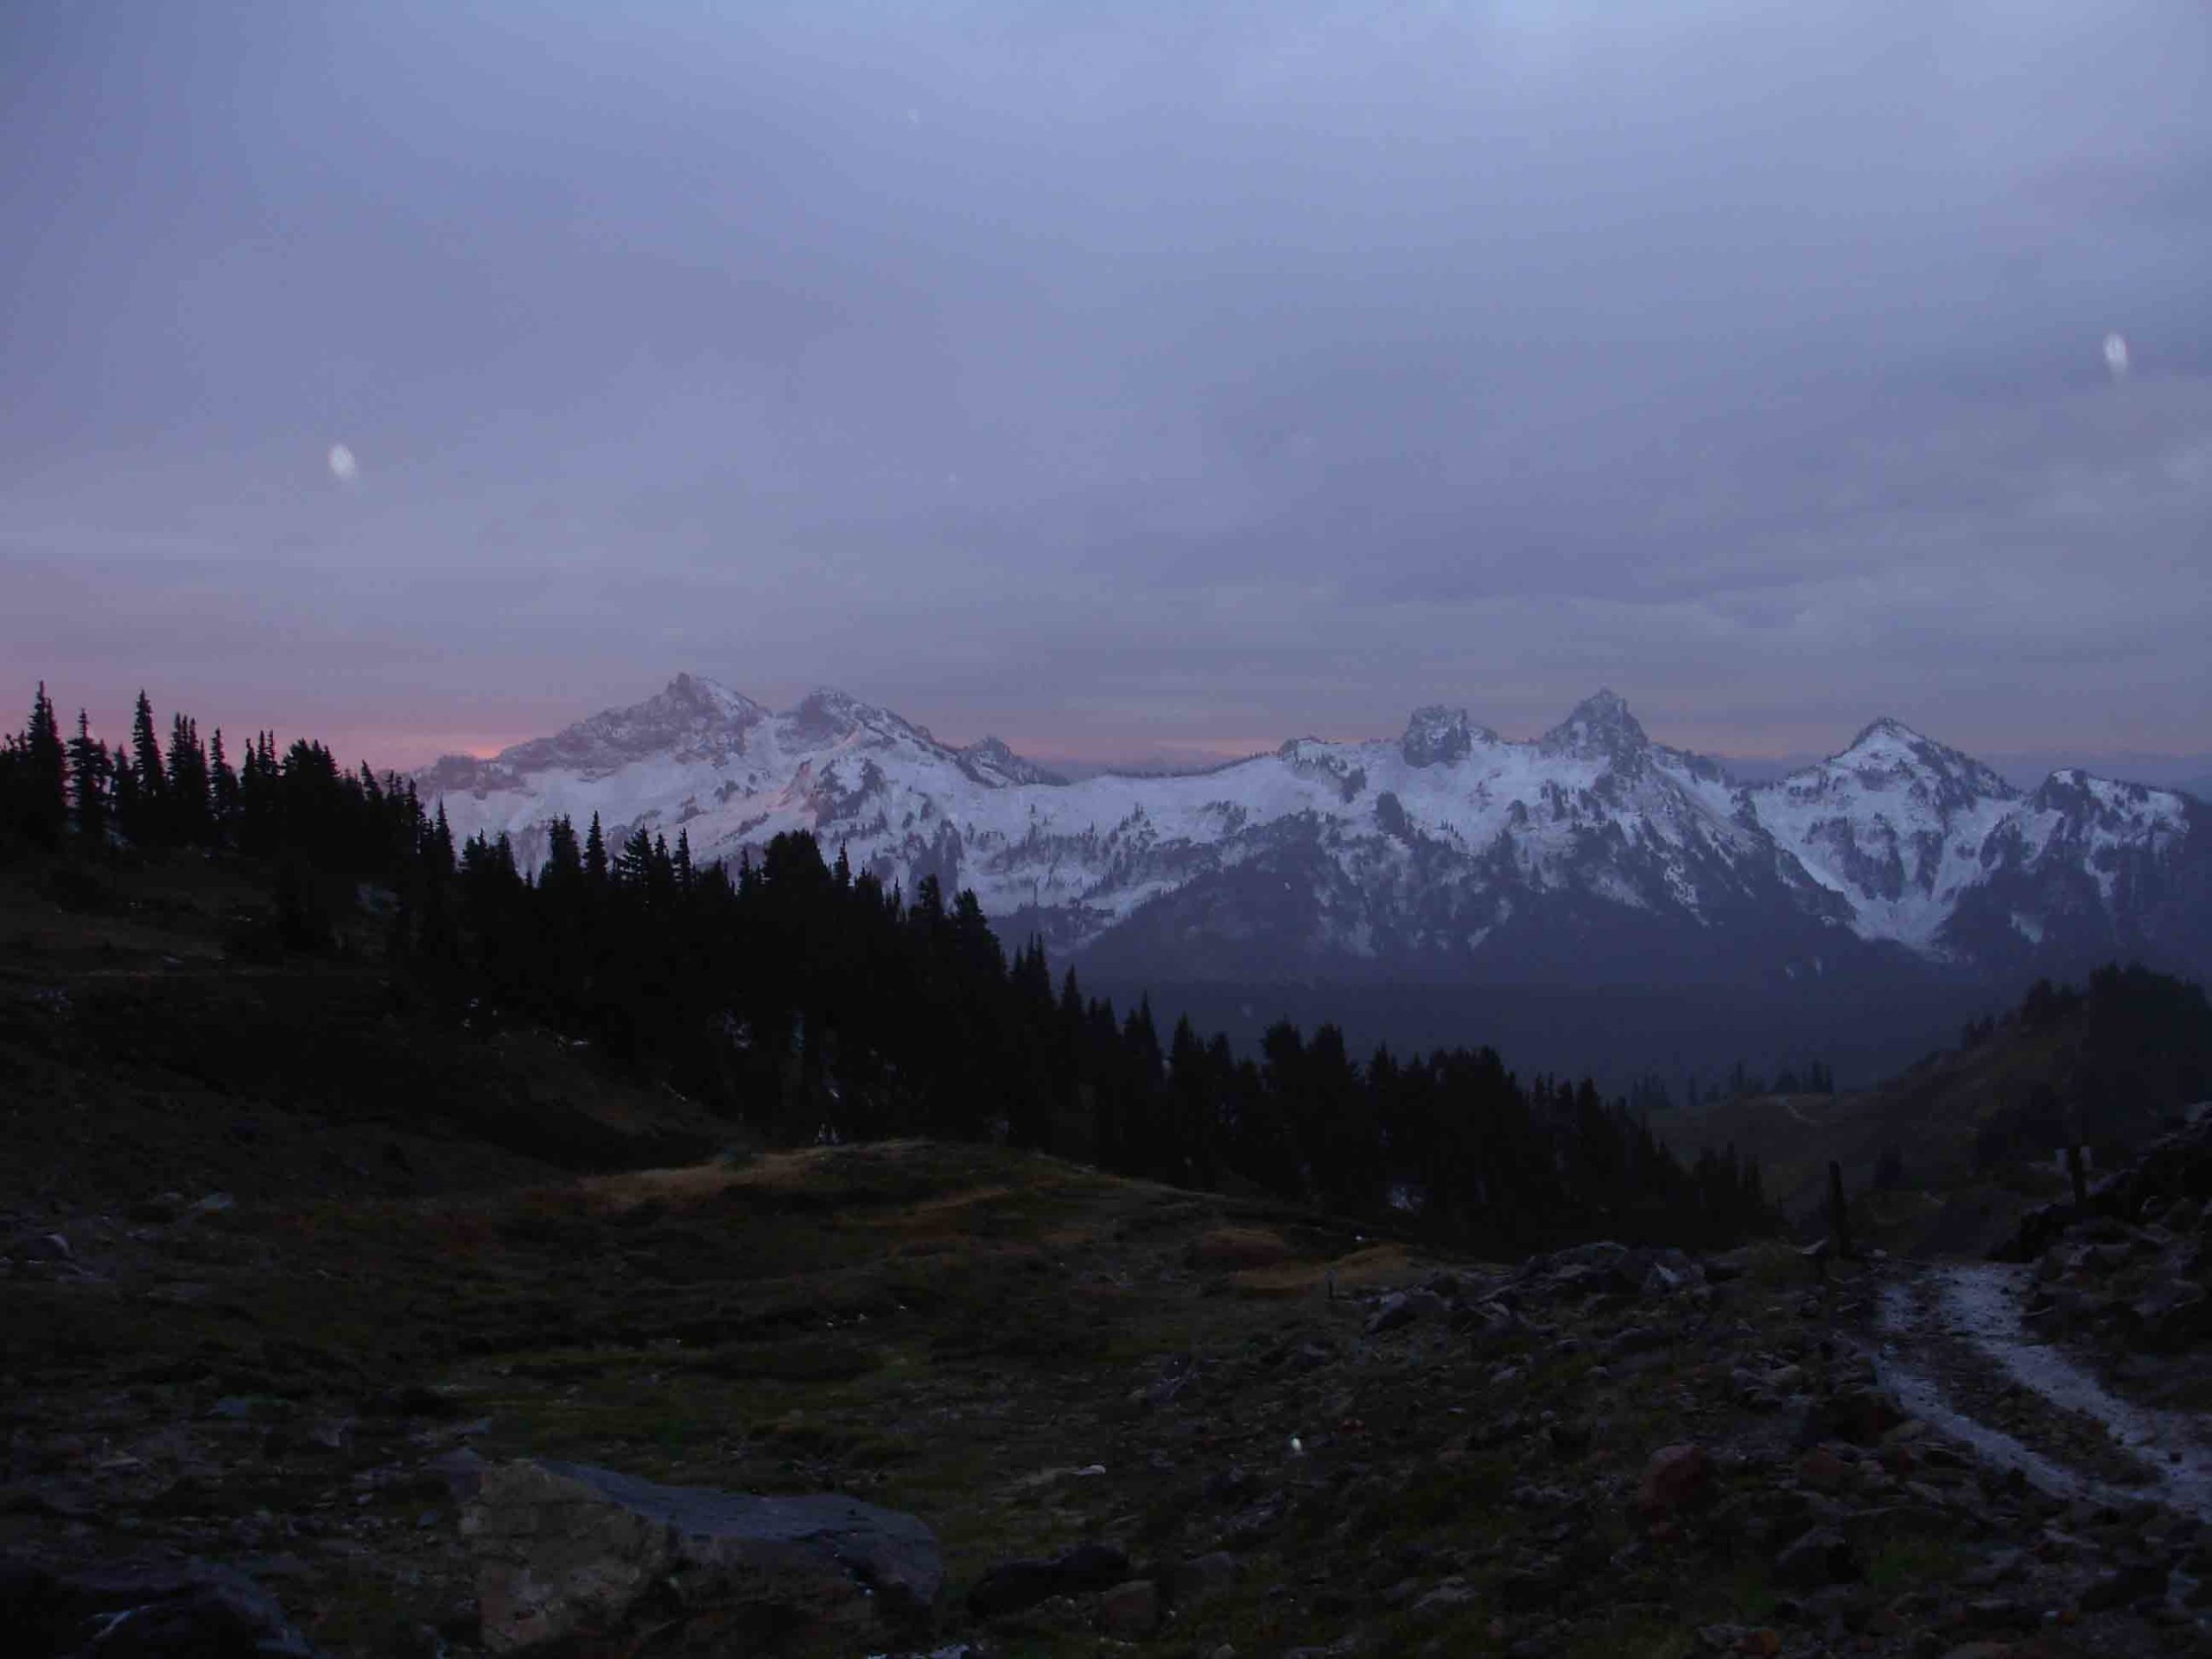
[
  {"left": 1827, "top": 1160, "right": 1852, "bottom": 1261},
  {"left": 2066, "top": 1144, "right": 2088, "bottom": 1208}
]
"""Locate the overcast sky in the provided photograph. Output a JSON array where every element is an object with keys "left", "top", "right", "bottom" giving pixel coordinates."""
[{"left": 4, "top": 2, "right": 2208, "bottom": 770}]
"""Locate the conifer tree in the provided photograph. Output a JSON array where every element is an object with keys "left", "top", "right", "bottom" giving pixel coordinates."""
[
  {"left": 22, "top": 683, "right": 67, "bottom": 848},
  {"left": 68, "top": 709, "right": 111, "bottom": 845},
  {"left": 650, "top": 832, "right": 675, "bottom": 906},
  {"left": 208, "top": 728, "right": 238, "bottom": 841},
  {"left": 614, "top": 825, "right": 654, "bottom": 889},
  {"left": 127, "top": 691, "right": 167, "bottom": 843},
  {"left": 584, "top": 812, "right": 608, "bottom": 887},
  {"left": 166, "top": 713, "right": 211, "bottom": 845},
  {"left": 108, "top": 741, "right": 140, "bottom": 842},
  {"left": 542, "top": 815, "right": 582, "bottom": 888},
  {"left": 428, "top": 802, "right": 456, "bottom": 877}
]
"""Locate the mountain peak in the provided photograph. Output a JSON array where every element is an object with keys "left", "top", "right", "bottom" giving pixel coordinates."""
[
  {"left": 1842, "top": 715, "right": 1927, "bottom": 753},
  {"left": 1541, "top": 689, "right": 1649, "bottom": 762},
  {"left": 1811, "top": 715, "right": 2018, "bottom": 804},
  {"left": 659, "top": 672, "right": 767, "bottom": 723},
  {"left": 1401, "top": 705, "right": 1494, "bottom": 767}
]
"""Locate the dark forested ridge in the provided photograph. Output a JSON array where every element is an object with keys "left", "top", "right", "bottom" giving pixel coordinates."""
[{"left": 3, "top": 683, "right": 1772, "bottom": 1251}]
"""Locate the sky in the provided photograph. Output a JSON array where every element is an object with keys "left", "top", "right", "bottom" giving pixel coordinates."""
[{"left": 3, "top": 2, "right": 2209, "bottom": 773}]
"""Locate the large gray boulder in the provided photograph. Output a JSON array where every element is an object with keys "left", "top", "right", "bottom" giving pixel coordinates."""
[{"left": 463, "top": 1459, "right": 941, "bottom": 1653}]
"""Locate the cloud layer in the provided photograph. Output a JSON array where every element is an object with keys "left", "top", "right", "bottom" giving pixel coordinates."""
[{"left": 3, "top": 1, "right": 2207, "bottom": 765}]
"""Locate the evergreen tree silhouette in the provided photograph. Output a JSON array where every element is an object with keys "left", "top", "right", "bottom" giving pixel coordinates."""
[
  {"left": 22, "top": 683, "right": 67, "bottom": 848},
  {"left": 584, "top": 812, "right": 609, "bottom": 887},
  {"left": 126, "top": 690, "right": 167, "bottom": 844},
  {"left": 68, "top": 709, "right": 110, "bottom": 845},
  {"left": 208, "top": 728, "right": 239, "bottom": 841},
  {"left": 166, "top": 713, "right": 211, "bottom": 845},
  {"left": 107, "top": 741, "right": 141, "bottom": 845}
]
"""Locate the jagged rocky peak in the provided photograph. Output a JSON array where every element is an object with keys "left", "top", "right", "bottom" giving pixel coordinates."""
[
  {"left": 436, "top": 672, "right": 769, "bottom": 785},
  {"left": 1540, "top": 689, "right": 1649, "bottom": 764},
  {"left": 958, "top": 736, "right": 1067, "bottom": 788},
  {"left": 1840, "top": 715, "right": 1929, "bottom": 759},
  {"left": 666, "top": 671, "right": 765, "bottom": 718},
  {"left": 1828, "top": 715, "right": 2017, "bottom": 800},
  {"left": 1400, "top": 705, "right": 1494, "bottom": 767},
  {"left": 2029, "top": 767, "right": 2184, "bottom": 823}
]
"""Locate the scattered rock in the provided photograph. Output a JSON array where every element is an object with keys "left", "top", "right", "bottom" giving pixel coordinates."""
[
  {"left": 2130, "top": 1280, "right": 2209, "bottom": 1351},
  {"left": 969, "top": 1541, "right": 1129, "bottom": 1618},
  {"left": 1366, "top": 1292, "right": 1418, "bottom": 1335},
  {"left": 1096, "top": 1578, "right": 1160, "bottom": 1637},
  {"left": 1409, "top": 1577, "right": 1478, "bottom": 1619},
  {"left": 1636, "top": 1444, "right": 1713, "bottom": 1517},
  {"left": 2077, "top": 1559, "right": 2168, "bottom": 1611},
  {"left": 429, "top": 1446, "right": 489, "bottom": 1502},
  {"left": 1798, "top": 1448, "right": 1849, "bottom": 1492},
  {"left": 1162, "top": 1550, "right": 1239, "bottom": 1605},
  {"left": 1773, "top": 1526, "right": 1859, "bottom": 1588},
  {"left": 0, "top": 1556, "right": 320, "bottom": 1656},
  {"left": 1798, "top": 1387, "right": 1904, "bottom": 1447}
]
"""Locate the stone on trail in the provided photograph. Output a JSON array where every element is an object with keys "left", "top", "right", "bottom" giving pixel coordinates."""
[
  {"left": 1772, "top": 1525, "right": 1859, "bottom": 1588},
  {"left": 2129, "top": 1278, "right": 2209, "bottom": 1351},
  {"left": 969, "top": 1540, "right": 1130, "bottom": 1618},
  {"left": 463, "top": 1458, "right": 941, "bottom": 1653},
  {"left": 1796, "top": 1386, "right": 1905, "bottom": 1447},
  {"left": 1365, "top": 1292, "right": 1413, "bottom": 1333},
  {"left": 1096, "top": 1578, "right": 1161, "bottom": 1637},
  {"left": 1635, "top": 1443, "right": 1713, "bottom": 1517}
]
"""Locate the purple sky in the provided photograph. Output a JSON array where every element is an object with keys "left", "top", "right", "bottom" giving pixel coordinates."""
[{"left": 4, "top": 3, "right": 2209, "bottom": 772}]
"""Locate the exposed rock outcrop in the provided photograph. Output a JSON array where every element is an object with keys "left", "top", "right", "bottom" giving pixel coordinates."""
[{"left": 462, "top": 1459, "right": 941, "bottom": 1652}]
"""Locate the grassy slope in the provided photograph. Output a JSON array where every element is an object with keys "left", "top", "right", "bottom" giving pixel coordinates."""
[{"left": 1652, "top": 1017, "right": 2104, "bottom": 1256}]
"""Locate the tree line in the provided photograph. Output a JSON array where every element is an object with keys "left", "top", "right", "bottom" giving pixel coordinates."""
[{"left": 3, "top": 683, "right": 1774, "bottom": 1252}]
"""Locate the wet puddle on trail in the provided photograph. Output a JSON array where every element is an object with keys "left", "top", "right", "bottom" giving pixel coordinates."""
[{"left": 1878, "top": 1266, "right": 2212, "bottom": 1520}]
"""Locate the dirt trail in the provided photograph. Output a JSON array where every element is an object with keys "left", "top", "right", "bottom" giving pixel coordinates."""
[{"left": 1874, "top": 1260, "right": 2212, "bottom": 1519}]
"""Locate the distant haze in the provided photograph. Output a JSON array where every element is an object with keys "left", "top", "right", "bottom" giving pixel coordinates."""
[{"left": 4, "top": 3, "right": 2208, "bottom": 767}]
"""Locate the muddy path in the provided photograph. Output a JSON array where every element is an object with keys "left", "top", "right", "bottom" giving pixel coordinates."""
[{"left": 1872, "top": 1260, "right": 2212, "bottom": 1520}]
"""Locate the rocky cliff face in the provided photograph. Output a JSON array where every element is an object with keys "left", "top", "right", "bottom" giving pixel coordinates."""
[{"left": 421, "top": 677, "right": 2209, "bottom": 987}]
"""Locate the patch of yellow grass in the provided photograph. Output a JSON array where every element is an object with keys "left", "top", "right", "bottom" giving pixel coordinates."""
[
  {"left": 577, "top": 1141, "right": 1025, "bottom": 1223},
  {"left": 852, "top": 1185, "right": 1016, "bottom": 1235},
  {"left": 578, "top": 1147, "right": 849, "bottom": 1213},
  {"left": 1187, "top": 1225, "right": 1295, "bottom": 1271},
  {"left": 1230, "top": 1242, "right": 1409, "bottom": 1298},
  {"left": 577, "top": 1164, "right": 736, "bottom": 1213}
]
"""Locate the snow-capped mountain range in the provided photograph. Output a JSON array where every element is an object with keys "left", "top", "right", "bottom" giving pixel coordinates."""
[{"left": 420, "top": 675, "right": 2207, "bottom": 987}]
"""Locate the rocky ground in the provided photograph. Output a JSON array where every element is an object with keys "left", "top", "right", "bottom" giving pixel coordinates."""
[{"left": 9, "top": 1127, "right": 2212, "bottom": 1658}]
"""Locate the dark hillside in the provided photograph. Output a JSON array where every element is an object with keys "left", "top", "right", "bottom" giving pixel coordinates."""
[
  {"left": 1655, "top": 966, "right": 2212, "bottom": 1254},
  {"left": 0, "top": 859, "right": 731, "bottom": 1214}
]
